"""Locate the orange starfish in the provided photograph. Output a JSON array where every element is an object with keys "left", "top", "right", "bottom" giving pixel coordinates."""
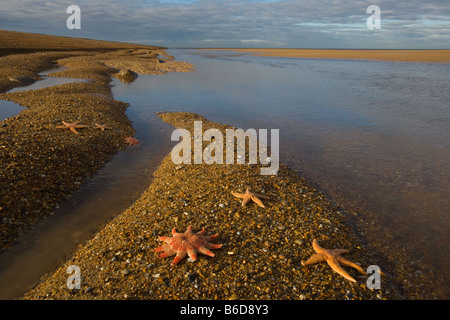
[
  {"left": 56, "top": 121, "right": 87, "bottom": 134},
  {"left": 231, "top": 188, "right": 268, "bottom": 207},
  {"left": 124, "top": 136, "right": 140, "bottom": 146},
  {"left": 154, "top": 226, "right": 222, "bottom": 265},
  {"left": 301, "top": 239, "right": 367, "bottom": 282},
  {"left": 95, "top": 123, "right": 111, "bottom": 131}
]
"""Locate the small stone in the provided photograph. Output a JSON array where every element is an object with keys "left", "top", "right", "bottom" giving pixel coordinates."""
[
  {"left": 121, "top": 268, "right": 131, "bottom": 275},
  {"left": 228, "top": 293, "right": 239, "bottom": 300},
  {"left": 115, "top": 69, "right": 138, "bottom": 83},
  {"left": 188, "top": 272, "right": 198, "bottom": 283}
]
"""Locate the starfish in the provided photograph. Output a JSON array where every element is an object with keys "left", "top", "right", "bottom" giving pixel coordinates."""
[
  {"left": 301, "top": 239, "right": 367, "bottom": 282},
  {"left": 154, "top": 226, "right": 222, "bottom": 265},
  {"left": 56, "top": 121, "right": 87, "bottom": 134},
  {"left": 231, "top": 188, "right": 269, "bottom": 208},
  {"left": 124, "top": 136, "right": 140, "bottom": 146},
  {"left": 95, "top": 123, "right": 111, "bottom": 131}
]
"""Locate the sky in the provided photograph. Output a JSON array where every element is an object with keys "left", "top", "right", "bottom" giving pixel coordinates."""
[{"left": 0, "top": 0, "right": 449, "bottom": 49}]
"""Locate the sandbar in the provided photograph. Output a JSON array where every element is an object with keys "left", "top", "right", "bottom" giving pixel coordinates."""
[{"left": 208, "top": 48, "right": 450, "bottom": 63}]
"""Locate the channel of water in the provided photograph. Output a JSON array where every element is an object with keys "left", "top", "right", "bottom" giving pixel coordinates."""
[{"left": 0, "top": 69, "right": 173, "bottom": 299}]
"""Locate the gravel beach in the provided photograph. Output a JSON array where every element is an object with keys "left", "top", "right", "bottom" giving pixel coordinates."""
[
  {"left": 0, "top": 30, "right": 194, "bottom": 252},
  {"left": 22, "top": 112, "right": 404, "bottom": 300}
]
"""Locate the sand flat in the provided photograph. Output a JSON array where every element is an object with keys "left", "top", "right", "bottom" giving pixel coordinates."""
[{"left": 208, "top": 48, "right": 450, "bottom": 63}]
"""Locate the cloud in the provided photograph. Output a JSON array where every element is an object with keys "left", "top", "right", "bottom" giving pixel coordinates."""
[{"left": 0, "top": 0, "right": 449, "bottom": 48}]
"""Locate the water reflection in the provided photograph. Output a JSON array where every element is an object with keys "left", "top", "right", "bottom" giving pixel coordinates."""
[
  {"left": 1, "top": 66, "right": 89, "bottom": 121},
  {"left": 0, "top": 100, "right": 24, "bottom": 121}
]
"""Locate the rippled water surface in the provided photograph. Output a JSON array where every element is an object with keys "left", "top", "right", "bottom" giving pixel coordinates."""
[{"left": 112, "top": 49, "right": 450, "bottom": 297}]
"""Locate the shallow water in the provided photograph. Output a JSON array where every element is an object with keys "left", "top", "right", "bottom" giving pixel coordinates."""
[
  {"left": 112, "top": 49, "right": 450, "bottom": 297},
  {"left": 0, "top": 67, "right": 88, "bottom": 121},
  {"left": 0, "top": 100, "right": 24, "bottom": 121},
  {"left": 0, "top": 115, "right": 172, "bottom": 299}
]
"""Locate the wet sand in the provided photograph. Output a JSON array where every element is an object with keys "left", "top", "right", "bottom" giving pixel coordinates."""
[
  {"left": 208, "top": 49, "right": 450, "bottom": 63},
  {"left": 0, "top": 30, "right": 194, "bottom": 252}
]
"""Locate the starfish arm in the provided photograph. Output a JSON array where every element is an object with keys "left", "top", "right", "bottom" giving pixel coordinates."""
[
  {"left": 196, "top": 228, "right": 206, "bottom": 236},
  {"left": 241, "top": 194, "right": 252, "bottom": 206},
  {"left": 301, "top": 253, "right": 327, "bottom": 266},
  {"left": 173, "top": 251, "right": 188, "bottom": 264},
  {"left": 156, "top": 247, "right": 176, "bottom": 258},
  {"left": 95, "top": 123, "right": 109, "bottom": 131},
  {"left": 158, "top": 236, "right": 172, "bottom": 243},
  {"left": 252, "top": 193, "right": 269, "bottom": 199},
  {"left": 251, "top": 195, "right": 265, "bottom": 207},
  {"left": 231, "top": 191, "right": 246, "bottom": 199},
  {"left": 204, "top": 242, "right": 222, "bottom": 250},
  {"left": 330, "top": 249, "right": 350, "bottom": 255},
  {"left": 327, "top": 257, "right": 357, "bottom": 282},
  {"left": 172, "top": 227, "right": 181, "bottom": 236},
  {"left": 154, "top": 244, "right": 168, "bottom": 252},
  {"left": 69, "top": 127, "right": 79, "bottom": 134},
  {"left": 312, "top": 239, "right": 327, "bottom": 254},
  {"left": 337, "top": 256, "right": 367, "bottom": 275},
  {"left": 197, "top": 245, "right": 215, "bottom": 257},
  {"left": 186, "top": 249, "right": 197, "bottom": 261},
  {"left": 203, "top": 233, "right": 219, "bottom": 241}
]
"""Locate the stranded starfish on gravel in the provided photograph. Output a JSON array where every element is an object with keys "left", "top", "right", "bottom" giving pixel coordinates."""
[
  {"left": 154, "top": 226, "right": 222, "bottom": 265},
  {"left": 301, "top": 239, "right": 367, "bottom": 282},
  {"left": 56, "top": 121, "right": 87, "bottom": 134},
  {"left": 231, "top": 188, "right": 269, "bottom": 208},
  {"left": 95, "top": 123, "right": 110, "bottom": 131},
  {"left": 124, "top": 136, "right": 140, "bottom": 146}
]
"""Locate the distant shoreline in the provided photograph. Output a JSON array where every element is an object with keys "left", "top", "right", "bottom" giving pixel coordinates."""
[{"left": 200, "top": 48, "right": 450, "bottom": 63}]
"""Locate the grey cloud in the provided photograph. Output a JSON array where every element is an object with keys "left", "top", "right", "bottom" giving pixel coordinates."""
[{"left": 0, "top": 0, "right": 449, "bottom": 48}]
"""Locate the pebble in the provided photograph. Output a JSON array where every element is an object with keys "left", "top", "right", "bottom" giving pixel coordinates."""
[{"left": 121, "top": 269, "right": 131, "bottom": 275}]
